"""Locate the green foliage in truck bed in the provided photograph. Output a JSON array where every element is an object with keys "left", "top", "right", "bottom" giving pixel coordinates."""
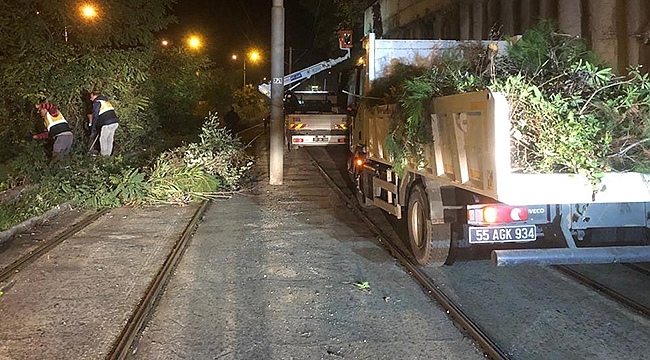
[
  {"left": 379, "top": 20, "right": 650, "bottom": 179},
  {"left": 377, "top": 45, "right": 492, "bottom": 174},
  {"left": 365, "top": 63, "right": 427, "bottom": 107}
]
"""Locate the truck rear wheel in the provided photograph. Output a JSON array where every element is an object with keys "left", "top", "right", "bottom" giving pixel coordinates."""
[
  {"left": 286, "top": 135, "right": 298, "bottom": 151},
  {"left": 407, "top": 184, "right": 451, "bottom": 266}
]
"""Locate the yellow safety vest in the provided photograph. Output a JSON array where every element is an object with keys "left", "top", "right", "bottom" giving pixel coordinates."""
[
  {"left": 98, "top": 99, "right": 115, "bottom": 115},
  {"left": 44, "top": 112, "right": 68, "bottom": 131}
]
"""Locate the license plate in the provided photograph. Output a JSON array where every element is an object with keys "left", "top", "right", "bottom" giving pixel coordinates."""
[
  {"left": 469, "top": 225, "right": 536, "bottom": 244},
  {"left": 314, "top": 136, "right": 328, "bottom": 142}
]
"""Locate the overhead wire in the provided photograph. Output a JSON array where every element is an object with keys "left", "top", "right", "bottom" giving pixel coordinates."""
[
  {"left": 236, "top": 0, "right": 259, "bottom": 46},
  {"left": 218, "top": 0, "right": 253, "bottom": 46},
  {"left": 310, "top": 0, "right": 322, "bottom": 49}
]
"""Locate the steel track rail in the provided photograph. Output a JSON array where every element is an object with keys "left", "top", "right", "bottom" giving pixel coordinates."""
[
  {"left": 306, "top": 148, "right": 509, "bottom": 360},
  {"left": 555, "top": 265, "right": 650, "bottom": 318},
  {"left": 106, "top": 200, "right": 210, "bottom": 360},
  {"left": 0, "top": 208, "right": 112, "bottom": 283},
  {"left": 108, "top": 128, "right": 265, "bottom": 359},
  {"left": 623, "top": 262, "right": 650, "bottom": 277}
]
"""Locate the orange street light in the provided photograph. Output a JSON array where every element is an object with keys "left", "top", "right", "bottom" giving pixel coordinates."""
[
  {"left": 249, "top": 50, "right": 260, "bottom": 62},
  {"left": 187, "top": 35, "right": 202, "bottom": 50},
  {"left": 80, "top": 4, "right": 98, "bottom": 20}
]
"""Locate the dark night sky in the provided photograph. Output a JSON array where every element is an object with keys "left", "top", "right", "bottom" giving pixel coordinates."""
[
  {"left": 164, "top": 0, "right": 323, "bottom": 83},
  {"left": 169, "top": 1, "right": 271, "bottom": 57}
]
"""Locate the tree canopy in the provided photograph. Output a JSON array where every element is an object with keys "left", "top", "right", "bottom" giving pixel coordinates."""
[{"left": 0, "top": 0, "right": 224, "bottom": 157}]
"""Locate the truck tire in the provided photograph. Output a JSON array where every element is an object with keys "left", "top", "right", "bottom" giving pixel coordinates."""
[
  {"left": 407, "top": 184, "right": 451, "bottom": 266},
  {"left": 286, "top": 135, "right": 297, "bottom": 151}
]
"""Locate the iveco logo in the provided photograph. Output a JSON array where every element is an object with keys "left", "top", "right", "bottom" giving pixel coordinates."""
[{"left": 528, "top": 208, "right": 545, "bottom": 214}]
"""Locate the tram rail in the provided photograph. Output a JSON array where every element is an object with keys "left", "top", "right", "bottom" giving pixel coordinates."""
[
  {"left": 106, "top": 200, "right": 210, "bottom": 360},
  {"left": 305, "top": 147, "right": 510, "bottom": 360},
  {"left": 0, "top": 208, "right": 111, "bottom": 284},
  {"left": 555, "top": 264, "right": 650, "bottom": 318}
]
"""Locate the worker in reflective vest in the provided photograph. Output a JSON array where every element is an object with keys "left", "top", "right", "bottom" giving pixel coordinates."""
[
  {"left": 90, "top": 91, "right": 119, "bottom": 156},
  {"left": 33, "top": 101, "right": 74, "bottom": 158}
]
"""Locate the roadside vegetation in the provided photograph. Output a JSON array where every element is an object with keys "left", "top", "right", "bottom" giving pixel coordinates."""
[
  {"left": 0, "top": 111, "right": 255, "bottom": 231},
  {"left": 0, "top": 1, "right": 264, "bottom": 231},
  {"left": 373, "top": 21, "right": 650, "bottom": 180},
  {"left": 0, "top": 0, "right": 405, "bottom": 231}
]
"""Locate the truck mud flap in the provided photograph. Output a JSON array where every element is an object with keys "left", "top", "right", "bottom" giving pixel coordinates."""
[
  {"left": 372, "top": 174, "right": 401, "bottom": 219},
  {"left": 492, "top": 246, "right": 650, "bottom": 266}
]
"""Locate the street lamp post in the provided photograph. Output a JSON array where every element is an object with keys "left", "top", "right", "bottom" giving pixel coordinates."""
[
  {"left": 65, "top": 3, "right": 98, "bottom": 42},
  {"left": 243, "top": 58, "right": 247, "bottom": 88},
  {"left": 233, "top": 51, "right": 260, "bottom": 88},
  {"left": 231, "top": 54, "right": 244, "bottom": 87}
]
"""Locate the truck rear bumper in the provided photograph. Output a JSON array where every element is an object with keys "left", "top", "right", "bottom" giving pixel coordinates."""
[
  {"left": 290, "top": 134, "right": 347, "bottom": 146},
  {"left": 492, "top": 246, "right": 650, "bottom": 266}
]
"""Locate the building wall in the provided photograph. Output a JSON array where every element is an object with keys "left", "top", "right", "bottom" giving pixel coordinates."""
[
  {"left": 364, "top": 0, "right": 650, "bottom": 73},
  {"left": 384, "top": 0, "right": 453, "bottom": 35}
]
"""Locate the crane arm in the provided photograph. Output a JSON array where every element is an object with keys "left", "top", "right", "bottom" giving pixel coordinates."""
[{"left": 258, "top": 49, "right": 350, "bottom": 98}]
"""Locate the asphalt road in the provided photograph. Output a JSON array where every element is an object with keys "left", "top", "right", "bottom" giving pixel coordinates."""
[
  {"left": 131, "top": 135, "right": 485, "bottom": 359},
  {"left": 1, "top": 128, "right": 648, "bottom": 359}
]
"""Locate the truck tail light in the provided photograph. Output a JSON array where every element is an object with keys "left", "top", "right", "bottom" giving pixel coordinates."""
[
  {"left": 292, "top": 138, "right": 304, "bottom": 143},
  {"left": 468, "top": 205, "right": 528, "bottom": 224}
]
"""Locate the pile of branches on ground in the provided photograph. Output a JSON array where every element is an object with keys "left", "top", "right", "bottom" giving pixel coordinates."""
[
  {"left": 147, "top": 113, "right": 254, "bottom": 204},
  {"left": 0, "top": 113, "right": 254, "bottom": 231},
  {"left": 376, "top": 20, "right": 650, "bottom": 178}
]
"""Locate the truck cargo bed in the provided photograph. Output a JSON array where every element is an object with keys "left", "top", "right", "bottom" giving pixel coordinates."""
[{"left": 364, "top": 90, "right": 650, "bottom": 205}]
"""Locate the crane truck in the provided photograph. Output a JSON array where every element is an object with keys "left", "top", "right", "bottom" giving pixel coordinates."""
[
  {"left": 258, "top": 31, "right": 352, "bottom": 150},
  {"left": 347, "top": 33, "right": 650, "bottom": 267}
]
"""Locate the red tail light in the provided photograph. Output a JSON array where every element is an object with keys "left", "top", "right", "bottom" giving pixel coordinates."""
[
  {"left": 468, "top": 205, "right": 528, "bottom": 224},
  {"left": 292, "top": 138, "right": 304, "bottom": 143}
]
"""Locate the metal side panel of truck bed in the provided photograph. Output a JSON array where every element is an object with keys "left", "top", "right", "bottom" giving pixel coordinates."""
[{"left": 364, "top": 90, "right": 650, "bottom": 205}]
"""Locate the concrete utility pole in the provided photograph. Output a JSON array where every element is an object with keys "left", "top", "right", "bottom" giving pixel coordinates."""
[{"left": 269, "top": 0, "right": 285, "bottom": 185}]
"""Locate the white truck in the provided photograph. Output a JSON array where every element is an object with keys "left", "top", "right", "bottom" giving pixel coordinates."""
[
  {"left": 258, "top": 31, "right": 352, "bottom": 150},
  {"left": 347, "top": 33, "right": 650, "bottom": 266},
  {"left": 284, "top": 90, "right": 348, "bottom": 150}
]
